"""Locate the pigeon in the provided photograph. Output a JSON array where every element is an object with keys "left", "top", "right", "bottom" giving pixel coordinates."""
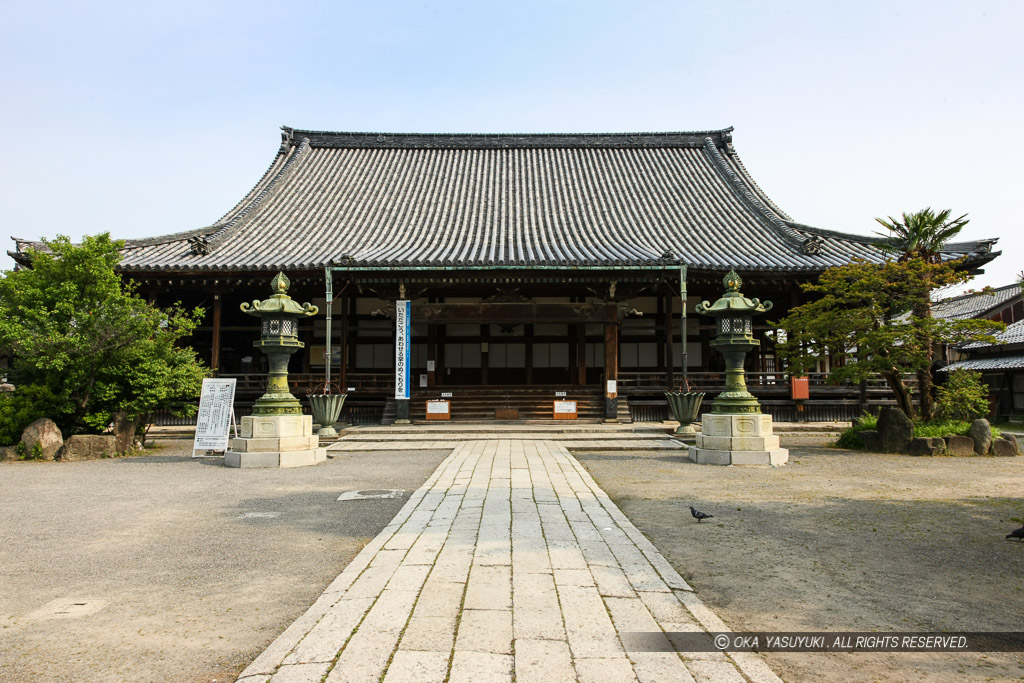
[
  {"left": 1007, "top": 525, "right": 1024, "bottom": 541},
  {"left": 690, "top": 506, "right": 714, "bottom": 523}
]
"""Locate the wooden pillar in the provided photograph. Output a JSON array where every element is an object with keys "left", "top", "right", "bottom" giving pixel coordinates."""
[
  {"left": 525, "top": 324, "right": 534, "bottom": 385},
  {"left": 427, "top": 322, "right": 437, "bottom": 387},
  {"left": 480, "top": 324, "right": 489, "bottom": 386},
  {"left": 663, "top": 292, "right": 674, "bottom": 390},
  {"left": 211, "top": 293, "right": 222, "bottom": 375},
  {"left": 339, "top": 292, "right": 350, "bottom": 390},
  {"left": 576, "top": 323, "right": 587, "bottom": 386},
  {"left": 436, "top": 323, "right": 446, "bottom": 386},
  {"left": 604, "top": 321, "right": 619, "bottom": 421}
]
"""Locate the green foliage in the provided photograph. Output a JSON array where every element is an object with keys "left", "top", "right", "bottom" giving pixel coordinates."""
[
  {"left": 852, "top": 412, "right": 877, "bottom": 430},
  {"left": 774, "top": 258, "right": 1003, "bottom": 419},
  {"left": 913, "top": 420, "right": 1000, "bottom": 439},
  {"left": 875, "top": 208, "right": 969, "bottom": 263},
  {"left": 934, "top": 369, "right": 990, "bottom": 421},
  {"left": 836, "top": 428, "right": 865, "bottom": 449},
  {"left": 836, "top": 412, "right": 878, "bottom": 449},
  {"left": 15, "top": 440, "right": 43, "bottom": 461},
  {"left": 834, "top": 411, "right": 999, "bottom": 450},
  {"left": 0, "top": 386, "right": 55, "bottom": 444},
  {"left": 0, "top": 234, "right": 209, "bottom": 439}
]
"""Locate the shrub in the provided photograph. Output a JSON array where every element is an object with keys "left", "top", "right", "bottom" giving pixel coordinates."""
[
  {"left": 935, "top": 369, "right": 990, "bottom": 421},
  {"left": 914, "top": 419, "right": 1000, "bottom": 439},
  {"left": 835, "top": 412, "right": 877, "bottom": 449}
]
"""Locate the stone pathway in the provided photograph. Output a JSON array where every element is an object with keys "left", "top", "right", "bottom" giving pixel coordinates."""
[{"left": 237, "top": 440, "right": 780, "bottom": 682}]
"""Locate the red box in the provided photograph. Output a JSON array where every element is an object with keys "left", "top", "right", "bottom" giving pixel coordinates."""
[{"left": 790, "top": 376, "right": 809, "bottom": 400}]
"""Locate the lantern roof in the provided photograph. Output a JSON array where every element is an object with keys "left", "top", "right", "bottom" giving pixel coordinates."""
[
  {"left": 240, "top": 271, "right": 319, "bottom": 318},
  {"left": 695, "top": 269, "right": 773, "bottom": 317}
]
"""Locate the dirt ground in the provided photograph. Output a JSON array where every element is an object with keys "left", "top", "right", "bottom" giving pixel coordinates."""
[
  {"left": 576, "top": 446, "right": 1024, "bottom": 683},
  {"left": 0, "top": 436, "right": 449, "bottom": 683}
]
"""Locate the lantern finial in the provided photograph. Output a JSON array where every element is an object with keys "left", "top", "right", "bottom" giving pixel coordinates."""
[
  {"left": 271, "top": 271, "right": 290, "bottom": 294},
  {"left": 723, "top": 269, "right": 742, "bottom": 293}
]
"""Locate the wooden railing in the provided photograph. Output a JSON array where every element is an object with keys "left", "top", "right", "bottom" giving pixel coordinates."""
[
  {"left": 616, "top": 371, "right": 917, "bottom": 392},
  {"left": 216, "top": 371, "right": 917, "bottom": 394},
  {"left": 217, "top": 372, "right": 395, "bottom": 394}
]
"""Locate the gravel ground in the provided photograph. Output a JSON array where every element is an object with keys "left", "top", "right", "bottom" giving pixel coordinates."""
[
  {"left": 575, "top": 446, "right": 1024, "bottom": 683},
  {"left": 0, "top": 436, "right": 448, "bottom": 683}
]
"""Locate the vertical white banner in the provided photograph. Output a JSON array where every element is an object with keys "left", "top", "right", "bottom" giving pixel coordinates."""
[{"left": 395, "top": 299, "right": 411, "bottom": 399}]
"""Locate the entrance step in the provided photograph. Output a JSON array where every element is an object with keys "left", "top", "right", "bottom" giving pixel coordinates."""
[
  {"left": 407, "top": 386, "right": 606, "bottom": 421},
  {"left": 330, "top": 422, "right": 684, "bottom": 451}
]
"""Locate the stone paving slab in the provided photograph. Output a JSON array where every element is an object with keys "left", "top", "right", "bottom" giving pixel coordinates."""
[{"left": 237, "top": 440, "right": 780, "bottom": 682}]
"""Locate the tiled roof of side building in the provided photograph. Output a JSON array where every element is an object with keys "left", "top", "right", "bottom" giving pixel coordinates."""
[
  {"left": 932, "top": 283, "right": 1021, "bottom": 320},
  {"left": 943, "top": 354, "right": 1024, "bottom": 372},
  {"left": 962, "top": 318, "right": 1024, "bottom": 350},
  {"left": 11, "top": 127, "right": 1001, "bottom": 274}
]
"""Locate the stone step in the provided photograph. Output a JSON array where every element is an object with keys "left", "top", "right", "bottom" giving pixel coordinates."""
[{"left": 328, "top": 437, "right": 684, "bottom": 451}]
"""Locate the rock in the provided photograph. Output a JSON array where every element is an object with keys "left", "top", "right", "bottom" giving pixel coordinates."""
[
  {"left": 999, "top": 433, "right": 1018, "bottom": 453},
  {"left": 20, "top": 418, "right": 63, "bottom": 461},
  {"left": 945, "top": 435, "right": 976, "bottom": 457},
  {"left": 968, "top": 418, "right": 992, "bottom": 455},
  {"left": 858, "top": 430, "right": 882, "bottom": 451},
  {"left": 876, "top": 407, "right": 914, "bottom": 453},
  {"left": 909, "top": 437, "right": 945, "bottom": 456},
  {"left": 991, "top": 437, "right": 1018, "bottom": 457},
  {"left": 1, "top": 445, "right": 17, "bottom": 461},
  {"left": 59, "top": 435, "right": 117, "bottom": 461}
]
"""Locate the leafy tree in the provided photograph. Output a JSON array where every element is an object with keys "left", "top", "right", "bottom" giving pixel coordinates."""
[
  {"left": 874, "top": 208, "right": 969, "bottom": 419},
  {"left": 774, "top": 258, "right": 1002, "bottom": 420},
  {"left": 0, "top": 234, "right": 208, "bottom": 449},
  {"left": 934, "top": 369, "right": 990, "bottom": 421}
]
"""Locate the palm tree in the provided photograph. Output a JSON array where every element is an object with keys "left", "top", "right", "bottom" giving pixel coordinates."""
[
  {"left": 875, "top": 208, "right": 968, "bottom": 263},
  {"left": 874, "top": 208, "right": 969, "bottom": 420}
]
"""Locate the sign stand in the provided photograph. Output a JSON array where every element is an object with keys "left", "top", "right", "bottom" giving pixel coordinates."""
[{"left": 192, "top": 378, "right": 238, "bottom": 457}]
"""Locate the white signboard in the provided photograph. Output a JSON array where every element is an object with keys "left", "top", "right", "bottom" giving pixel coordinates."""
[
  {"left": 192, "top": 378, "right": 236, "bottom": 454},
  {"left": 606, "top": 380, "right": 617, "bottom": 396},
  {"left": 554, "top": 400, "right": 578, "bottom": 414},
  {"left": 426, "top": 400, "right": 451, "bottom": 415},
  {"left": 395, "top": 300, "right": 411, "bottom": 400}
]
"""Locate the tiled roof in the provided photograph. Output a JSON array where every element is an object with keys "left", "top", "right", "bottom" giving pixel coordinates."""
[
  {"left": 943, "top": 354, "right": 1024, "bottom": 371},
  {"left": 933, "top": 283, "right": 1021, "bottom": 320},
  {"left": 11, "top": 128, "right": 1002, "bottom": 274},
  {"left": 963, "top": 318, "right": 1024, "bottom": 349}
]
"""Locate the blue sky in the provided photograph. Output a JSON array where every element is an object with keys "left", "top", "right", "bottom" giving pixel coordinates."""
[{"left": 2, "top": 0, "right": 1021, "bottom": 293}]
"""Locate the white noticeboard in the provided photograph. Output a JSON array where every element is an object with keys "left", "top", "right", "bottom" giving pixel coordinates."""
[
  {"left": 554, "top": 400, "right": 578, "bottom": 414},
  {"left": 426, "top": 400, "right": 450, "bottom": 415},
  {"left": 192, "top": 378, "right": 237, "bottom": 455}
]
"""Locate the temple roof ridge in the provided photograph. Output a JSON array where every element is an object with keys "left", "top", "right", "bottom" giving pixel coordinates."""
[{"left": 280, "top": 126, "right": 738, "bottom": 150}]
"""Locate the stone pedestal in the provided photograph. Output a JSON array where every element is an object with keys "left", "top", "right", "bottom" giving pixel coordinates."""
[
  {"left": 688, "top": 413, "right": 788, "bottom": 466},
  {"left": 224, "top": 415, "right": 326, "bottom": 468}
]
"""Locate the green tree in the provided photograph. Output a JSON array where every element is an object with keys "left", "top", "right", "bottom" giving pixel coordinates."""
[
  {"left": 874, "top": 208, "right": 969, "bottom": 420},
  {"left": 934, "top": 369, "right": 990, "bottom": 421},
  {"left": 774, "top": 258, "right": 1002, "bottom": 420},
  {"left": 0, "top": 234, "right": 208, "bottom": 449}
]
